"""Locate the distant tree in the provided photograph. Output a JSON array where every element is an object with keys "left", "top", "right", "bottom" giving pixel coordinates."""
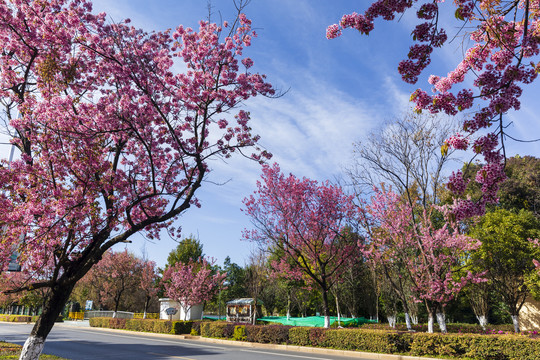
[
  {"left": 85, "top": 250, "right": 142, "bottom": 317},
  {"left": 0, "top": 272, "right": 27, "bottom": 314},
  {"left": 348, "top": 111, "right": 455, "bottom": 209},
  {"left": 450, "top": 156, "right": 540, "bottom": 217},
  {"left": 139, "top": 260, "right": 159, "bottom": 319},
  {"left": 221, "top": 256, "right": 247, "bottom": 301},
  {"left": 162, "top": 257, "right": 225, "bottom": 320},
  {"left": 243, "top": 163, "right": 358, "bottom": 328},
  {"left": 362, "top": 188, "right": 482, "bottom": 333},
  {"left": 244, "top": 249, "right": 267, "bottom": 324},
  {"left": 166, "top": 236, "right": 204, "bottom": 269},
  {"left": 469, "top": 209, "right": 540, "bottom": 332}
]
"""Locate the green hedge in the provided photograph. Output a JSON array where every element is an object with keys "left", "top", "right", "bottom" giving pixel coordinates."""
[
  {"left": 361, "top": 322, "right": 515, "bottom": 334},
  {"left": 0, "top": 315, "right": 62, "bottom": 323},
  {"left": 233, "top": 325, "right": 247, "bottom": 341},
  {"left": 0, "top": 315, "right": 34, "bottom": 322},
  {"left": 87, "top": 317, "right": 540, "bottom": 359},
  {"left": 289, "top": 327, "right": 310, "bottom": 346},
  {"left": 200, "top": 321, "right": 237, "bottom": 338},
  {"left": 89, "top": 317, "right": 194, "bottom": 335},
  {"left": 245, "top": 325, "right": 292, "bottom": 344},
  {"left": 410, "top": 333, "right": 540, "bottom": 360}
]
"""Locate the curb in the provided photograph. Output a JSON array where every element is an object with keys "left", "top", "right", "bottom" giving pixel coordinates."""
[{"left": 63, "top": 325, "right": 445, "bottom": 360}]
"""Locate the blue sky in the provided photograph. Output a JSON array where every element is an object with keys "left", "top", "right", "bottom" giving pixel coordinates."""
[{"left": 2, "top": 1, "right": 539, "bottom": 269}]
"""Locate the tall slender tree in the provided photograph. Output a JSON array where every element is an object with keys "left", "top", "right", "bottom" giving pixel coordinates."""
[
  {"left": 361, "top": 188, "right": 483, "bottom": 333},
  {"left": 243, "top": 163, "right": 358, "bottom": 328}
]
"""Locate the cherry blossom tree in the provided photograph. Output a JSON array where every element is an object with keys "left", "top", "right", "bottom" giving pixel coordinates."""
[
  {"left": 139, "top": 259, "right": 159, "bottom": 319},
  {"left": 328, "top": 1, "right": 540, "bottom": 220},
  {"left": 361, "top": 188, "right": 483, "bottom": 333},
  {"left": 0, "top": 0, "right": 273, "bottom": 358},
  {"left": 243, "top": 163, "right": 359, "bottom": 328},
  {"left": 161, "top": 257, "right": 225, "bottom": 320},
  {"left": 84, "top": 249, "right": 141, "bottom": 317}
]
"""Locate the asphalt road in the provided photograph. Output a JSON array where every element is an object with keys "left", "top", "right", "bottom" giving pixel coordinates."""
[{"left": 0, "top": 323, "right": 375, "bottom": 360}]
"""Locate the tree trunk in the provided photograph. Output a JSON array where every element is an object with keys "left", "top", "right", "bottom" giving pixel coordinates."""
[
  {"left": 387, "top": 314, "right": 397, "bottom": 328},
  {"left": 436, "top": 311, "right": 447, "bottom": 333},
  {"left": 19, "top": 282, "right": 74, "bottom": 360},
  {"left": 477, "top": 314, "right": 488, "bottom": 329},
  {"left": 143, "top": 296, "right": 150, "bottom": 319},
  {"left": 335, "top": 294, "right": 341, "bottom": 327},
  {"left": 286, "top": 292, "right": 291, "bottom": 320},
  {"left": 511, "top": 314, "right": 520, "bottom": 333},
  {"left": 426, "top": 309, "right": 435, "bottom": 333},
  {"left": 322, "top": 287, "right": 330, "bottom": 328},
  {"left": 404, "top": 312, "right": 412, "bottom": 330}
]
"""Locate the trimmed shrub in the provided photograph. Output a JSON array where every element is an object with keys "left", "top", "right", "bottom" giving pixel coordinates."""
[
  {"left": 125, "top": 319, "right": 143, "bottom": 332},
  {"left": 309, "top": 328, "right": 327, "bottom": 347},
  {"left": 191, "top": 320, "right": 202, "bottom": 335},
  {"left": 200, "top": 321, "right": 235, "bottom": 338},
  {"left": 171, "top": 320, "right": 194, "bottom": 335},
  {"left": 410, "top": 333, "right": 540, "bottom": 360},
  {"left": 361, "top": 322, "right": 514, "bottom": 334},
  {"left": 153, "top": 320, "right": 172, "bottom": 334},
  {"left": 233, "top": 325, "right": 247, "bottom": 341},
  {"left": 200, "top": 321, "right": 212, "bottom": 337},
  {"left": 410, "top": 333, "right": 471, "bottom": 358},
  {"left": 321, "top": 329, "right": 412, "bottom": 354},
  {"left": 109, "top": 318, "right": 127, "bottom": 329},
  {"left": 245, "top": 325, "right": 291, "bottom": 344},
  {"left": 0, "top": 315, "right": 31, "bottom": 322},
  {"left": 89, "top": 317, "right": 107, "bottom": 327},
  {"left": 288, "top": 327, "right": 311, "bottom": 346}
]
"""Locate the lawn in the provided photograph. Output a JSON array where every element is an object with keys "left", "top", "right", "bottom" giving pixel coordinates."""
[{"left": 0, "top": 342, "right": 68, "bottom": 360}]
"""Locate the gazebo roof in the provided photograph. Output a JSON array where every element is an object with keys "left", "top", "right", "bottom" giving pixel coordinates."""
[{"left": 226, "top": 298, "right": 263, "bottom": 305}]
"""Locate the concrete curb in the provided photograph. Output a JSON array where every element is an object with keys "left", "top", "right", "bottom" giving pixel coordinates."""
[{"left": 60, "top": 325, "right": 445, "bottom": 360}]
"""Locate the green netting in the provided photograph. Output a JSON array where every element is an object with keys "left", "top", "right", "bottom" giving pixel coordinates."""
[{"left": 257, "top": 316, "right": 377, "bottom": 327}]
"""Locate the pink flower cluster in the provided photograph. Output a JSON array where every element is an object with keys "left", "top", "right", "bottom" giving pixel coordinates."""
[{"left": 329, "top": 1, "right": 540, "bottom": 220}]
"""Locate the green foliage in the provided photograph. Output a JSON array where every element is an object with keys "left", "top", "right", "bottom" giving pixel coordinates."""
[
  {"left": 0, "top": 315, "right": 33, "bottom": 322},
  {"left": 499, "top": 156, "right": 540, "bottom": 217},
  {"left": 233, "top": 325, "right": 247, "bottom": 341},
  {"left": 320, "top": 329, "right": 412, "bottom": 353},
  {"left": 410, "top": 333, "right": 471, "bottom": 357},
  {"left": 410, "top": 333, "right": 540, "bottom": 360},
  {"left": 171, "top": 320, "right": 194, "bottom": 334},
  {"left": 90, "top": 317, "right": 182, "bottom": 334},
  {"left": 308, "top": 327, "right": 327, "bottom": 346},
  {"left": 199, "top": 321, "right": 236, "bottom": 338},
  {"left": 288, "top": 327, "right": 311, "bottom": 346},
  {"left": 166, "top": 236, "right": 204, "bottom": 268},
  {"left": 469, "top": 209, "right": 540, "bottom": 317},
  {"left": 245, "top": 325, "right": 291, "bottom": 344},
  {"left": 191, "top": 320, "right": 202, "bottom": 335},
  {"left": 0, "top": 341, "right": 68, "bottom": 359},
  {"left": 361, "top": 322, "right": 514, "bottom": 333}
]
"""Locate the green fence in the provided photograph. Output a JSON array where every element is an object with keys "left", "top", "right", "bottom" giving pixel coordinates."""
[{"left": 258, "top": 316, "right": 377, "bottom": 327}]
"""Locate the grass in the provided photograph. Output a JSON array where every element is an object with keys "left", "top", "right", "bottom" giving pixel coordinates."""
[{"left": 0, "top": 342, "right": 68, "bottom": 360}]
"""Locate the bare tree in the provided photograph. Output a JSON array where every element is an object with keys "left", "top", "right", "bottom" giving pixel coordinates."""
[
  {"left": 348, "top": 110, "right": 457, "bottom": 208},
  {"left": 349, "top": 110, "right": 458, "bottom": 330}
]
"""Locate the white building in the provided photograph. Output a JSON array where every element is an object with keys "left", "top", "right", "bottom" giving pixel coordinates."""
[{"left": 158, "top": 298, "right": 203, "bottom": 321}]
